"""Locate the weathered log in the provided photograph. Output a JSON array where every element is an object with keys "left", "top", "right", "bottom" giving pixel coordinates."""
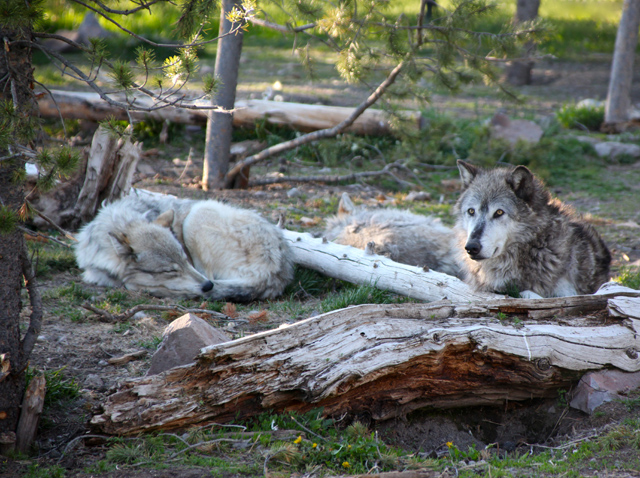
[
  {"left": 91, "top": 293, "right": 640, "bottom": 436},
  {"left": 28, "top": 125, "right": 141, "bottom": 229},
  {"left": 282, "top": 229, "right": 501, "bottom": 303},
  {"left": 37, "top": 90, "right": 421, "bottom": 136},
  {"left": 15, "top": 374, "right": 46, "bottom": 453}
]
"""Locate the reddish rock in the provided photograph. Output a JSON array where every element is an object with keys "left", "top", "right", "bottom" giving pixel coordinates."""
[{"left": 147, "top": 313, "right": 231, "bottom": 376}]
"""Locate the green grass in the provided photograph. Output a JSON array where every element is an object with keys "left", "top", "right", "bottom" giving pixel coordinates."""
[
  {"left": 614, "top": 267, "right": 640, "bottom": 290},
  {"left": 26, "top": 367, "right": 80, "bottom": 408},
  {"left": 320, "top": 283, "right": 410, "bottom": 313},
  {"left": 28, "top": 240, "right": 77, "bottom": 278}
]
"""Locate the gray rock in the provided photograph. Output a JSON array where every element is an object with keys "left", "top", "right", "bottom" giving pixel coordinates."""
[
  {"left": 490, "top": 113, "right": 543, "bottom": 145},
  {"left": 594, "top": 141, "right": 640, "bottom": 159},
  {"left": 570, "top": 370, "right": 640, "bottom": 414},
  {"left": 83, "top": 373, "right": 104, "bottom": 390},
  {"left": 287, "top": 187, "right": 303, "bottom": 198},
  {"left": 146, "top": 313, "right": 231, "bottom": 376}
]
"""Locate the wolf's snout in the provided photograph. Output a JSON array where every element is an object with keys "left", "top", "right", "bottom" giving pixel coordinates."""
[
  {"left": 201, "top": 280, "right": 214, "bottom": 292},
  {"left": 465, "top": 241, "right": 482, "bottom": 258}
]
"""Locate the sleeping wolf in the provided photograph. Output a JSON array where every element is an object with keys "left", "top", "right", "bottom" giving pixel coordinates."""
[
  {"left": 455, "top": 160, "right": 611, "bottom": 297},
  {"left": 75, "top": 194, "right": 294, "bottom": 301},
  {"left": 324, "top": 193, "right": 462, "bottom": 277}
]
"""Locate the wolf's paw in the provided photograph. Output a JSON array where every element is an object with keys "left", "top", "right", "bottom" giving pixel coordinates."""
[{"left": 520, "top": 290, "right": 543, "bottom": 299}]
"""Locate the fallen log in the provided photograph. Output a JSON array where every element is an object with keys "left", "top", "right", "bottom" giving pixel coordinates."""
[
  {"left": 37, "top": 90, "right": 421, "bottom": 136},
  {"left": 282, "top": 229, "right": 501, "bottom": 303},
  {"left": 91, "top": 294, "right": 640, "bottom": 436}
]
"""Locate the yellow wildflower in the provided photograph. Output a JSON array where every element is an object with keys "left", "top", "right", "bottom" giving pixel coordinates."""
[
  {"left": 294, "top": 436, "right": 302, "bottom": 444},
  {"left": 312, "top": 443, "right": 317, "bottom": 448},
  {"left": 342, "top": 461, "right": 350, "bottom": 468},
  {"left": 446, "top": 441, "right": 453, "bottom": 448}
]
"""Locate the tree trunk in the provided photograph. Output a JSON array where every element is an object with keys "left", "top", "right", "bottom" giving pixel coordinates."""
[
  {"left": 202, "top": 0, "right": 245, "bottom": 191},
  {"left": 604, "top": 0, "right": 640, "bottom": 129},
  {"left": 91, "top": 293, "right": 640, "bottom": 436},
  {"left": 0, "top": 21, "right": 36, "bottom": 448},
  {"left": 506, "top": 0, "right": 540, "bottom": 86}
]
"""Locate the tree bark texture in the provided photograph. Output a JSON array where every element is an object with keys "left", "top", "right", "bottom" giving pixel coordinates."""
[
  {"left": 202, "top": 0, "right": 245, "bottom": 191},
  {"left": 506, "top": 0, "right": 540, "bottom": 86},
  {"left": 0, "top": 22, "right": 35, "bottom": 441},
  {"left": 604, "top": 0, "right": 640, "bottom": 126},
  {"left": 91, "top": 293, "right": 640, "bottom": 436}
]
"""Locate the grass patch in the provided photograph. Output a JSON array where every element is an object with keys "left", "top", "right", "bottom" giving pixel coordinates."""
[
  {"left": 26, "top": 367, "right": 80, "bottom": 408},
  {"left": 28, "top": 240, "right": 77, "bottom": 278},
  {"left": 614, "top": 266, "right": 640, "bottom": 290},
  {"left": 556, "top": 102, "right": 605, "bottom": 131},
  {"left": 320, "top": 283, "right": 408, "bottom": 313}
]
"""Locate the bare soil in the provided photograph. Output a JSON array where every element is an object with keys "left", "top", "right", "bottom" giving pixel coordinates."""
[{"left": 4, "top": 57, "right": 640, "bottom": 477}]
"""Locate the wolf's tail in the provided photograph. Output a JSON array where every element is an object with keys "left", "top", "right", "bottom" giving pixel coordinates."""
[{"left": 207, "top": 279, "right": 281, "bottom": 303}]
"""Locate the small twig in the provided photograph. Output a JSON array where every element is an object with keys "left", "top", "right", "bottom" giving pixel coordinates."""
[
  {"left": 288, "top": 415, "right": 328, "bottom": 443},
  {"left": 82, "top": 302, "right": 231, "bottom": 322},
  {"left": 26, "top": 200, "right": 77, "bottom": 242},
  {"left": 177, "top": 147, "right": 194, "bottom": 181},
  {"left": 19, "top": 226, "right": 72, "bottom": 248}
]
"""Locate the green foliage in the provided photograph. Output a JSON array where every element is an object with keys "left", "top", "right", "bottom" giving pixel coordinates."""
[
  {"left": 24, "top": 463, "right": 66, "bottom": 478},
  {"left": 109, "top": 60, "right": 136, "bottom": 90},
  {"left": 284, "top": 266, "right": 334, "bottom": 298},
  {"left": 614, "top": 266, "right": 640, "bottom": 290},
  {"left": 28, "top": 240, "right": 77, "bottom": 277},
  {"left": 0, "top": 205, "right": 19, "bottom": 234},
  {"left": 320, "top": 283, "right": 407, "bottom": 313},
  {"left": 26, "top": 367, "right": 80, "bottom": 407},
  {"left": 556, "top": 103, "right": 604, "bottom": 131}
]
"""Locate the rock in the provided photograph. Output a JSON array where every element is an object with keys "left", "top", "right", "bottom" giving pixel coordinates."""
[
  {"left": 405, "top": 191, "right": 432, "bottom": 202},
  {"left": 287, "top": 187, "right": 303, "bottom": 198},
  {"left": 490, "top": 112, "right": 543, "bottom": 145},
  {"left": 83, "top": 374, "right": 104, "bottom": 390},
  {"left": 570, "top": 370, "right": 640, "bottom": 414},
  {"left": 146, "top": 313, "right": 231, "bottom": 376},
  {"left": 593, "top": 141, "right": 640, "bottom": 160}
]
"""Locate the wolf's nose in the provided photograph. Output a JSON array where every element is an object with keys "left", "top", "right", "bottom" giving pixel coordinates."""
[
  {"left": 201, "top": 280, "right": 214, "bottom": 292},
  {"left": 465, "top": 241, "right": 482, "bottom": 257}
]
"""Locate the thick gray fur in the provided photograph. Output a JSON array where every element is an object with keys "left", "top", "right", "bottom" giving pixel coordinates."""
[
  {"left": 75, "top": 194, "right": 294, "bottom": 301},
  {"left": 324, "top": 193, "right": 462, "bottom": 277},
  {"left": 455, "top": 160, "right": 611, "bottom": 297}
]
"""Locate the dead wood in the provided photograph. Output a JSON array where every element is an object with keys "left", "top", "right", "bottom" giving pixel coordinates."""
[
  {"left": 225, "top": 62, "right": 406, "bottom": 187},
  {"left": 107, "top": 351, "right": 147, "bottom": 366},
  {"left": 28, "top": 126, "right": 141, "bottom": 229},
  {"left": 15, "top": 374, "right": 46, "bottom": 453},
  {"left": 282, "top": 229, "right": 500, "bottom": 303},
  {"left": 37, "top": 90, "right": 420, "bottom": 137},
  {"left": 91, "top": 292, "right": 640, "bottom": 436}
]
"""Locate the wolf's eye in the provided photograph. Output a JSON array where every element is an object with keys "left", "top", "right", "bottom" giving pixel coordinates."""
[
  {"left": 467, "top": 208, "right": 475, "bottom": 216},
  {"left": 494, "top": 209, "right": 504, "bottom": 218}
]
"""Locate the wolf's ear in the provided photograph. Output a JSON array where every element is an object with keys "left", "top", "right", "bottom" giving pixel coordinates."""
[
  {"left": 338, "top": 192, "right": 356, "bottom": 217},
  {"left": 457, "top": 160, "right": 478, "bottom": 189},
  {"left": 507, "top": 165, "right": 535, "bottom": 202},
  {"left": 154, "top": 209, "right": 175, "bottom": 228},
  {"left": 108, "top": 231, "right": 134, "bottom": 257}
]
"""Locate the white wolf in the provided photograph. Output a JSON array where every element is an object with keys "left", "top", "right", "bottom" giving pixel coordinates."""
[
  {"left": 324, "top": 193, "right": 462, "bottom": 277},
  {"left": 75, "top": 194, "right": 294, "bottom": 301},
  {"left": 455, "top": 160, "right": 611, "bottom": 297}
]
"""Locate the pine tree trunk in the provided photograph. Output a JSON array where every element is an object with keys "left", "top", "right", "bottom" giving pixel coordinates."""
[
  {"left": 604, "top": 0, "right": 640, "bottom": 129},
  {"left": 202, "top": 0, "right": 245, "bottom": 190},
  {"left": 506, "top": 0, "right": 540, "bottom": 86},
  {"left": 0, "top": 22, "right": 35, "bottom": 448}
]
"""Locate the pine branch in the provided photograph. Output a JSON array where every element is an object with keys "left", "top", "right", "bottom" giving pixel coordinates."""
[{"left": 225, "top": 60, "right": 405, "bottom": 186}]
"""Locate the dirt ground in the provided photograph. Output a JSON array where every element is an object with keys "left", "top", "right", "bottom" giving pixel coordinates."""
[{"left": 4, "top": 57, "right": 640, "bottom": 477}]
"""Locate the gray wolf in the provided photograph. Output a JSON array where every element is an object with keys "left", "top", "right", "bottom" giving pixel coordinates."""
[
  {"left": 324, "top": 193, "right": 462, "bottom": 277},
  {"left": 455, "top": 160, "right": 611, "bottom": 297},
  {"left": 75, "top": 194, "right": 294, "bottom": 301}
]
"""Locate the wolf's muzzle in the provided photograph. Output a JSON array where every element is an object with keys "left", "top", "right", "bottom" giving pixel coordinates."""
[
  {"left": 201, "top": 280, "right": 214, "bottom": 292},
  {"left": 465, "top": 240, "right": 482, "bottom": 259}
]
